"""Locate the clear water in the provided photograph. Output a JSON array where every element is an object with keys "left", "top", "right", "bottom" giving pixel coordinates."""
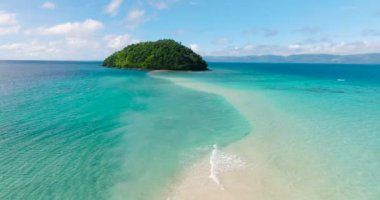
[
  {"left": 158, "top": 62, "right": 380, "bottom": 199},
  {"left": 0, "top": 61, "right": 249, "bottom": 200},
  {"left": 1, "top": 61, "right": 380, "bottom": 199}
]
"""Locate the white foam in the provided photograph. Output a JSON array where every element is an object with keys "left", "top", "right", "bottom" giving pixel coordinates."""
[
  {"left": 209, "top": 144, "right": 221, "bottom": 186},
  {"left": 209, "top": 144, "right": 246, "bottom": 189},
  {"left": 337, "top": 78, "right": 345, "bottom": 82}
]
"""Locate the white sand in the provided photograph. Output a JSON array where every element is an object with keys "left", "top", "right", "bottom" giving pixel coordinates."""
[{"left": 150, "top": 73, "right": 347, "bottom": 200}]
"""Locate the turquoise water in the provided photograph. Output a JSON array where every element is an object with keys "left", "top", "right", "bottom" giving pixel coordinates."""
[
  {"left": 1, "top": 61, "right": 380, "bottom": 199},
  {"left": 0, "top": 61, "right": 249, "bottom": 199},
  {"left": 158, "top": 63, "right": 380, "bottom": 199}
]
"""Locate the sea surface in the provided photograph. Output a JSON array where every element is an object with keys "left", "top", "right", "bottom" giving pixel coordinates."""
[{"left": 1, "top": 61, "right": 379, "bottom": 199}]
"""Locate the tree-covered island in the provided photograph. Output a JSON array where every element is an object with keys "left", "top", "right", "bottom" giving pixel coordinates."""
[{"left": 102, "top": 39, "right": 208, "bottom": 71}]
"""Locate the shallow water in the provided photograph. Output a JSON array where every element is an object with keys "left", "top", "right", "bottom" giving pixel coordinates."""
[
  {"left": 1, "top": 61, "right": 380, "bottom": 199},
  {"left": 156, "top": 62, "right": 380, "bottom": 200},
  {"left": 0, "top": 61, "right": 249, "bottom": 200}
]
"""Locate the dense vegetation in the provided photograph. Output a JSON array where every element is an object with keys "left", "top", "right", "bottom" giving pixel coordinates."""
[{"left": 103, "top": 39, "right": 208, "bottom": 71}]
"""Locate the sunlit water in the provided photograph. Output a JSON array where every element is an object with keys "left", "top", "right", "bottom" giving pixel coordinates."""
[
  {"left": 0, "top": 61, "right": 249, "bottom": 200},
  {"left": 156, "top": 62, "right": 380, "bottom": 199},
  {"left": 1, "top": 61, "right": 379, "bottom": 199}
]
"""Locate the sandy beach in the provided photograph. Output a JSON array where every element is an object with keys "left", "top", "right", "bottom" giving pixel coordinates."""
[
  {"left": 152, "top": 73, "right": 349, "bottom": 200},
  {"left": 151, "top": 74, "right": 281, "bottom": 200}
]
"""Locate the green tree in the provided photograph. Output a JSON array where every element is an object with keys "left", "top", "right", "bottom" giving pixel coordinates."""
[{"left": 103, "top": 39, "right": 208, "bottom": 71}]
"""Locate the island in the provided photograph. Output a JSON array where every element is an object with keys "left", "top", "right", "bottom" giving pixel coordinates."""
[{"left": 102, "top": 39, "right": 208, "bottom": 71}]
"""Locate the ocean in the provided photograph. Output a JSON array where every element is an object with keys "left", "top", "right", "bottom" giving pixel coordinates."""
[{"left": 1, "top": 61, "right": 379, "bottom": 199}]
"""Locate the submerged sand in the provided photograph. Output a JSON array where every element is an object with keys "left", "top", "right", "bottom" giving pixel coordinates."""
[{"left": 150, "top": 72, "right": 348, "bottom": 200}]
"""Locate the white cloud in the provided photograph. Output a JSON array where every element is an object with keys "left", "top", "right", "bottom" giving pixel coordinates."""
[
  {"left": 0, "top": 25, "right": 21, "bottom": 35},
  {"left": 65, "top": 37, "right": 101, "bottom": 49},
  {"left": 0, "top": 41, "right": 60, "bottom": 58},
  {"left": 283, "top": 41, "right": 376, "bottom": 55},
  {"left": 190, "top": 44, "right": 199, "bottom": 52},
  {"left": 41, "top": 2, "right": 56, "bottom": 10},
  {"left": 127, "top": 9, "right": 145, "bottom": 21},
  {"left": 104, "top": 0, "right": 123, "bottom": 16},
  {"left": 0, "top": 38, "right": 104, "bottom": 60},
  {"left": 147, "top": 0, "right": 178, "bottom": 10},
  {"left": 242, "top": 44, "right": 256, "bottom": 51},
  {"left": 28, "top": 19, "right": 103, "bottom": 37},
  {"left": 126, "top": 9, "right": 146, "bottom": 29},
  {"left": 0, "top": 11, "right": 20, "bottom": 35},
  {"left": 0, "top": 32, "right": 139, "bottom": 60},
  {"left": 12, "top": 19, "right": 105, "bottom": 59},
  {"left": 104, "top": 34, "right": 139, "bottom": 50},
  {"left": 288, "top": 44, "right": 301, "bottom": 50},
  {"left": 122, "top": 1, "right": 179, "bottom": 28},
  {"left": 0, "top": 10, "right": 17, "bottom": 25},
  {"left": 208, "top": 40, "right": 380, "bottom": 56}
]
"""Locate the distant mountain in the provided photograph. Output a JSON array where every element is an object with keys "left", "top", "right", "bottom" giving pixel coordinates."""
[{"left": 205, "top": 53, "right": 380, "bottom": 64}]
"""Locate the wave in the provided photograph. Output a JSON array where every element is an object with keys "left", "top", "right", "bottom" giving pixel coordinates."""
[
  {"left": 209, "top": 144, "right": 246, "bottom": 189},
  {"left": 150, "top": 71, "right": 252, "bottom": 190}
]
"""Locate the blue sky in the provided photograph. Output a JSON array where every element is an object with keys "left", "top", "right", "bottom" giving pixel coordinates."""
[{"left": 0, "top": 0, "right": 380, "bottom": 60}]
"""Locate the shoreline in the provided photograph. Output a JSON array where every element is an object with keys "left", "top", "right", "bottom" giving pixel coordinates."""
[
  {"left": 150, "top": 71, "right": 346, "bottom": 200},
  {"left": 150, "top": 72, "right": 275, "bottom": 199}
]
